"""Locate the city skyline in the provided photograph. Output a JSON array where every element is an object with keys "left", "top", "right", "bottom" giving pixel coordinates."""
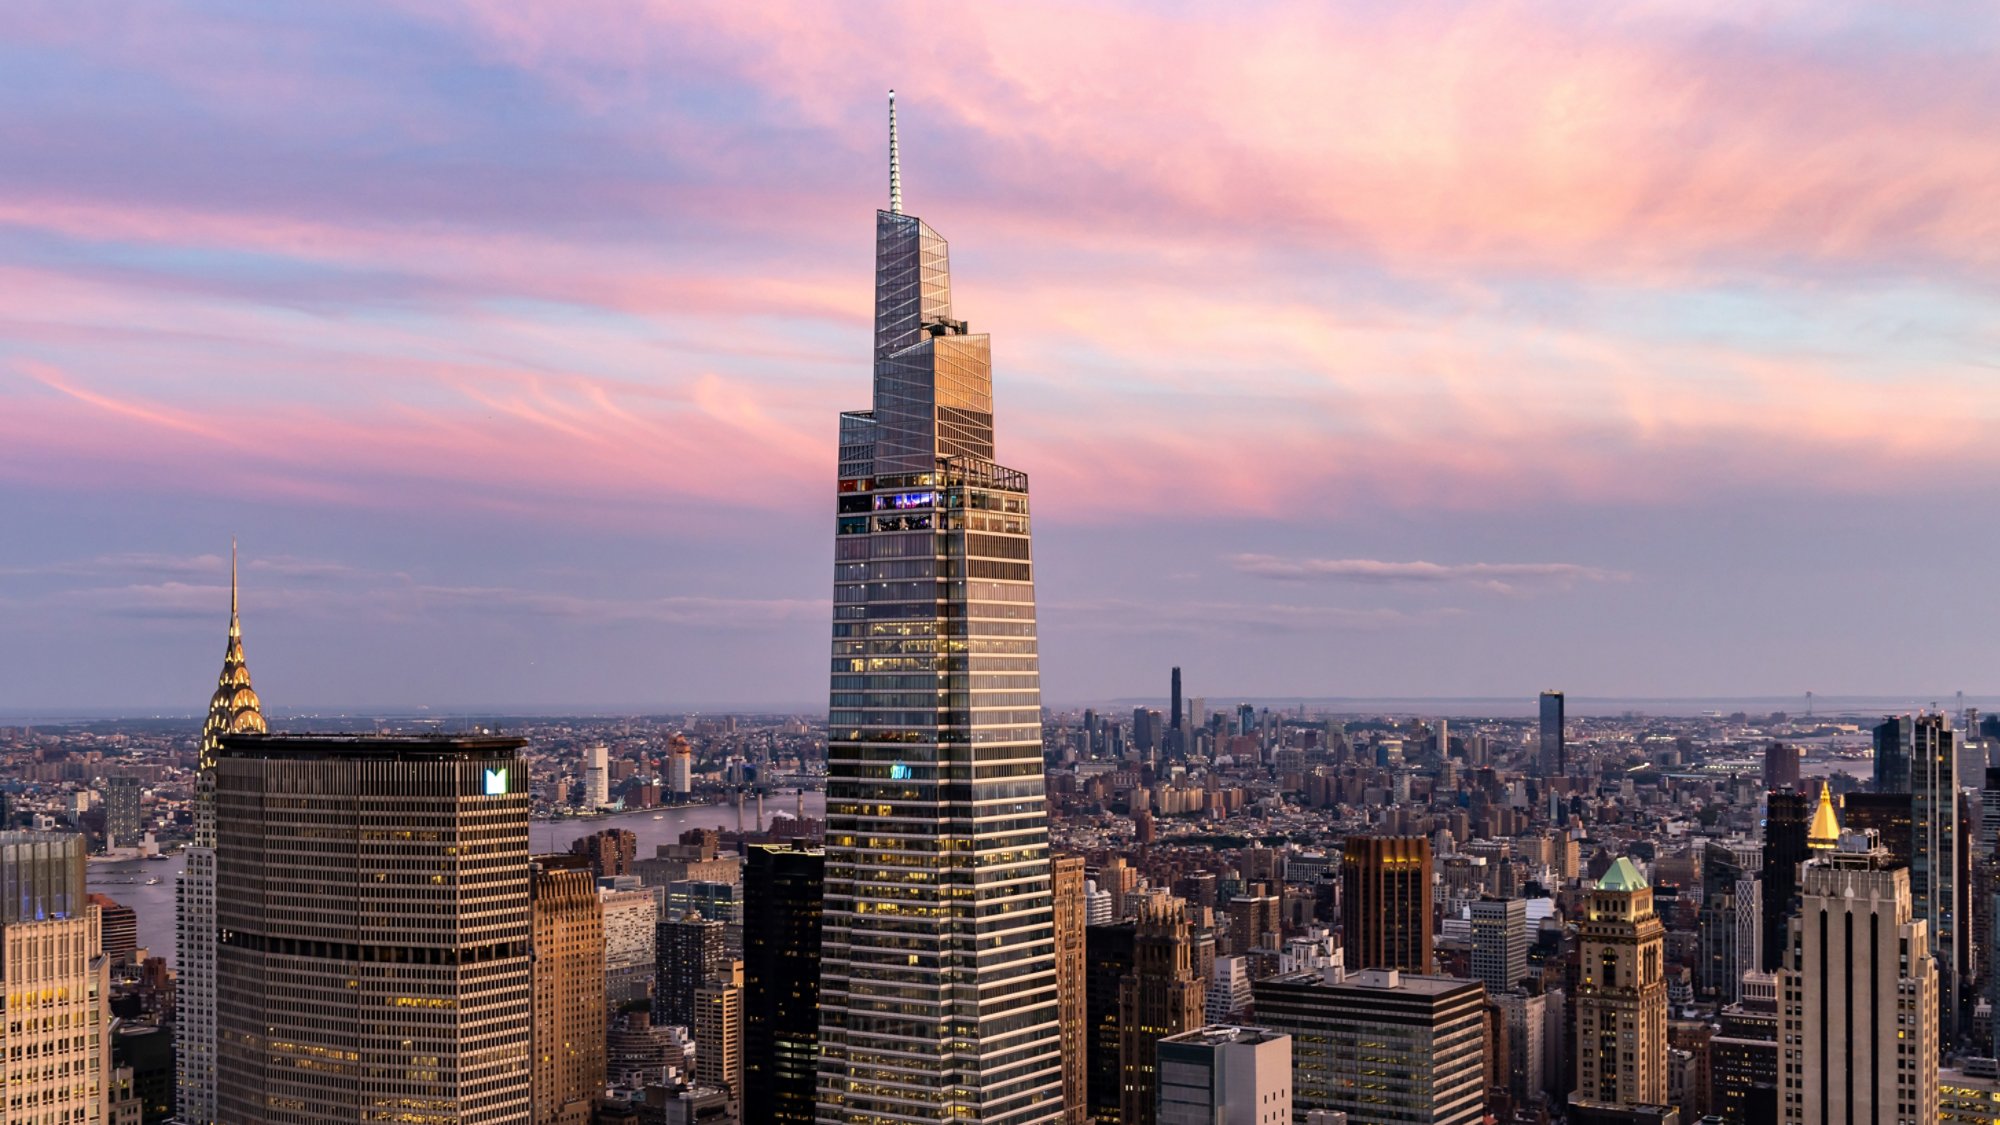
[{"left": 5, "top": 3, "right": 2000, "bottom": 712}]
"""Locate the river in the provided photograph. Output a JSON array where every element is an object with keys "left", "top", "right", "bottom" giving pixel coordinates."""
[{"left": 89, "top": 791, "right": 826, "bottom": 964}]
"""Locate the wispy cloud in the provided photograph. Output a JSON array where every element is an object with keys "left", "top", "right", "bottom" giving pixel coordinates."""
[
  {"left": 1057, "top": 597, "right": 1465, "bottom": 634},
  {"left": 1230, "top": 555, "right": 1627, "bottom": 594}
]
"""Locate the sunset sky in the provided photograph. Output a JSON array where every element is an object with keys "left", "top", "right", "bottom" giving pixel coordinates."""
[{"left": 3, "top": 1, "right": 1997, "bottom": 713}]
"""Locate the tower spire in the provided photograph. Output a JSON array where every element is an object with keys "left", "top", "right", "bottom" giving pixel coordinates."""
[
  {"left": 229, "top": 537, "right": 239, "bottom": 631},
  {"left": 888, "top": 89, "right": 902, "bottom": 215}
]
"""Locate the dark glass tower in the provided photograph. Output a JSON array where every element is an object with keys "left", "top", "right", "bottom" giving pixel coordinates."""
[
  {"left": 1759, "top": 789, "right": 1810, "bottom": 972},
  {"left": 818, "top": 93, "right": 1061, "bottom": 1125},
  {"left": 1875, "top": 716, "right": 1913, "bottom": 793},
  {"left": 1538, "top": 690, "right": 1565, "bottom": 775},
  {"left": 745, "top": 842, "right": 823, "bottom": 1125}
]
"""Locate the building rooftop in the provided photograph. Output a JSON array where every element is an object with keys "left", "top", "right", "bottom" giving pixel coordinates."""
[
  {"left": 216, "top": 733, "right": 526, "bottom": 759},
  {"left": 1161, "top": 1025, "right": 1289, "bottom": 1047},
  {"left": 1597, "top": 856, "right": 1649, "bottom": 892}
]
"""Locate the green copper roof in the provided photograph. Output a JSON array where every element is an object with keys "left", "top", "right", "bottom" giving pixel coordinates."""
[{"left": 1597, "top": 856, "right": 1649, "bottom": 892}]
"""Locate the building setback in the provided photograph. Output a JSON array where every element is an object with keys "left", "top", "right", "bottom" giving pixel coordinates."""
[
  {"left": 816, "top": 92, "right": 1061, "bottom": 1125},
  {"left": 1253, "top": 967, "right": 1486, "bottom": 1125},
  {"left": 213, "top": 734, "right": 533, "bottom": 1125}
]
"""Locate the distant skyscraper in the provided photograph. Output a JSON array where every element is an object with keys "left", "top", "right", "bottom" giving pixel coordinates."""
[
  {"left": 1170, "top": 667, "right": 1183, "bottom": 731},
  {"left": 0, "top": 833, "right": 111, "bottom": 1123},
  {"left": 1539, "top": 691, "right": 1566, "bottom": 776},
  {"left": 666, "top": 733, "right": 694, "bottom": 799},
  {"left": 1763, "top": 741, "right": 1801, "bottom": 792},
  {"left": 1470, "top": 897, "right": 1529, "bottom": 994},
  {"left": 1573, "top": 858, "right": 1667, "bottom": 1111},
  {"left": 90, "top": 891, "right": 139, "bottom": 966},
  {"left": 1874, "top": 715, "right": 1913, "bottom": 793},
  {"left": 1779, "top": 814, "right": 1938, "bottom": 1125},
  {"left": 177, "top": 544, "right": 265, "bottom": 1125},
  {"left": 1761, "top": 790, "right": 1811, "bottom": 973},
  {"left": 584, "top": 744, "right": 610, "bottom": 808},
  {"left": 744, "top": 842, "right": 823, "bottom": 1125},
  {"left": 1154, "top": 1025, "right": 1291, "bottom": 1125},
  {"left": 1342, "top": 834, "right": 1434, "bottom": 973},
  {"left": 1053, "top": 855, "right": 1089, "bottom": 1125},
  {"left": 818, "top": 92, "right": 1061, "bottom": 1125},
  {"left": 103, "top": 774, "right": 143, "bottom": 851},
  {"left": 1255, "top": 967, "right": 1486, "bottom": 1125},
  {"left": 1908, "top": 712, "right": 1967, "bottom": 1042},
  {"left": 532, "top": 857, "right": 606, "bottom": 1125},
  {"left": 213, "top": 733, "right": 532, "bottom": 1124}
]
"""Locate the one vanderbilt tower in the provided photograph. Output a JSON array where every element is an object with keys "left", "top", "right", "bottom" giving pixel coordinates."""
[{"left": 817, "top": 92, "right": 1062, "bottom": 1125}]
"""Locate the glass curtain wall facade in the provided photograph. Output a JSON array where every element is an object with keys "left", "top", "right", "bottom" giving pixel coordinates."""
[{"left": 817, "top": 199, "right": 1061, "bottom": 1123}]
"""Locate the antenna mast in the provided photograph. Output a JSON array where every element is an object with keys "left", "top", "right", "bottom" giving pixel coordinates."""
[{"left": 888, "top": 89, "right": 903, "bottom": 214}]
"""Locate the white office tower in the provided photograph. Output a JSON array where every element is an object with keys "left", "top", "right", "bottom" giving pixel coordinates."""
[
  {"left": 1156, "top": 1025, "right": 1291, "bottom": 1125},
  {"left": 817, "top": 93, "right": 1060, "bottom": 1125},
  {"left": 1779, "top": 825, "right": 1938, "bottom": 1125},
  {"left": 585, "top": 744, "right": 611, "bottom": 808},
  {"left": 1206, "top": 956, "right": 1254, "bottom": 1023},
  {"left": 177, "top": 548, "right": 265, "bottom": 1125}
]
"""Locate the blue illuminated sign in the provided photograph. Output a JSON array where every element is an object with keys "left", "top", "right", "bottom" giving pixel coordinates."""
[
  {"left": 886, "top": 492, "right": 937, "bottom": 510},
  {"left": 889, "top": 762, "right": 913, "bottom": 780},
  {"left": 484, "top": 767, "right": 508, "bottom": 796}
]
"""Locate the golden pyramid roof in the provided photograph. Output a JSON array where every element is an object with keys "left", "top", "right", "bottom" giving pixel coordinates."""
[
  {"left": 1807, "top": 781, "right": 1842, "bottom": 850},
  {"left": 201, "top": 541, "right": 265, "bottom": 768}
]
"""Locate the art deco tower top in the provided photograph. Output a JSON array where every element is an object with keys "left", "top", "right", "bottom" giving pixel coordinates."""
[{"left": 201, "top": 541, "right": 266, "bottom": 768}]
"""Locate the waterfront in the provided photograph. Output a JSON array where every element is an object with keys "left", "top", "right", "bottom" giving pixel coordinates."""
[{"left": 90, "top": 790, "right": 826, "bottom": 963}]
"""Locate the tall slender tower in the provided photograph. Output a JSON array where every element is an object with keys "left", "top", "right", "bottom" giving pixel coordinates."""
[
  {"left": 176, "top": 542, "right": 265, "bottom": 1125},
  {"left": 1573, "top": 857, "right": 1667, "bottom": 1110},
  {"left": 817, "top": 93, "right": 1062, "bottom": 1125},
  {"left": 1539, "top": 690, "right": 1566, "bottom": 776},
  {"left": 1908, "top": 712, "right": 1965, "bottom": 1043}
]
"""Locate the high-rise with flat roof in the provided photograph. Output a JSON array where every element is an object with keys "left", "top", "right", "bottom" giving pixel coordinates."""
[
  {"left": 213, "top": 734, "right": 532, "bottom": 1124},
  {"left": 744, "top": 842, "right": 823, "bottom": 1125},
  {"left": 1254, "top": 967, "right": 1486, "bottom": 1125},
  {"left": 1471, "top": 897, "right": 1529, "bottom": 994},
  {"left": 1054, "top": 854, "right": 1089, "bottom": 1125},
  {"left": 1342, "top": 834, "right": 1433, "bottom": 972},
  {"left": 177, "top": 545, "right": 265, "bottom": 1125},
  {"left": 1908, "top": 712, "right": 1967, "bottom": 1042},
  {"left": 1155, "top": 1025, "right": 1291, "bottom": 1125},
  {"left": 817, "top": 92, "right": 1060, "bottom": 1125},
  {"left": 532, "top": 857, "right": 605, "bottom": 1125},
  {"left": 1761, "top": 789, "right": 1811, "bottom": 973}
]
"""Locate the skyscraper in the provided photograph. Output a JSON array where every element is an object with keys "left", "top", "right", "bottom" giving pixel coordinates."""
[
  {"left": 1539, "top": 690, "right": 1566, "bottom": 776},
  {"left": 1573, "top": 858, "right": 1667, "bottom": 1111},
  {"left": 1874, "top": 715, "right": 1913, "bottom": 794},
  {"left": 1119, "top": 897, "right": 1208, "bottom": 1125},
  {"left": 694, "top": 959, "right": 745, "bottom": 1116},
  {"left": 177, "top": 544, "right": 265, "bottom": 1125},
  {"left": 1908, "top": 712, "right": 1966, "bottom": 1042},
  {"left": 0, "top": 832, "right": 112, "bottom": 1123},
  {"left": 1341, "top": 834, "right": 1434, "bottom": 972},
  {"left": 213, "top": 733, "right": 533, "bottom": 1124},
  {"left": 744, "top": 842, "right": 824, "bottom": 1125},
  {"left": 817, "top": 92, "right": 1061, "bottom": 1125},
  {"left": 1053, "top": 854, "right": 1089, "bottom": 1125},
  {"left": 657, "top": 912, "right": 726, "bottom": 1030},
  {"left": 1470, "top": 896, "right": 1529, "bottom": 994},
  {"left": 1779, "top": 816, "right": 1938, "bottom": 1125},
  {"left": 1763, "top": 741, "right": 1801, "bottom": 793},
  {"left": 667, "top": 733, "right": 694, "bottom": 799},
  {"left": 1170, "top": 666, "right": 1183, "bottom": 732},
  {"left": 1086, "top": 923, "right": 1138, "bottom": 1124},
  {"left": 532, "top": 857, "right": 607, "bottom": 1125},
  {"left": 103, "top": 774, "right": 143, "bottom": 851},
  {"left": 1761, "top": 789, "right": 1811, "bottom": 973}
]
